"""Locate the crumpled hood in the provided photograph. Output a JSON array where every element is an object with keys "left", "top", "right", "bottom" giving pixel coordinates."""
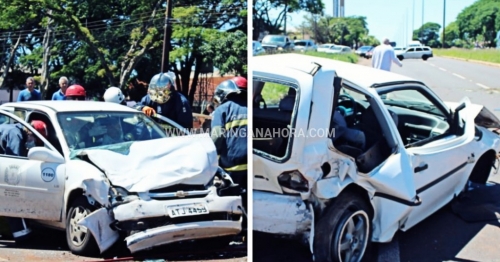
[
  {"left": 445, "top": 101, "right": 500, "bottom": 129},
  {"left": 76, "top": 134, "right": 218, "bottom": 192}
]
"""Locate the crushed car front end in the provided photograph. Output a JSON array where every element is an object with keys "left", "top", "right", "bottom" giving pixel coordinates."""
[
  {"left": 73, "top": 135, "right": 243, "bottom": 253},
  {"left": 109, "top": 171, "right": 242, "bottom": 253}
]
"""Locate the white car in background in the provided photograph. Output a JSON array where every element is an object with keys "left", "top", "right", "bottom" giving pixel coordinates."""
[
  {"left": 317, "top": 43, "right": 336, "bottom": 52},
  {"left": 394, "top": 46, "right": 406, "bottom": 56},
  {"left": 0, "top": 101, "right": 243, "bottom": 256},
  {"left": 325, "top": 45, "right": 352, "bottom": 54},
  {"left": 397, "top": 46, "right": 433, "bottom": 61},
  {"left": 293, "top": 40, "right": 317, "bottom": 52}
]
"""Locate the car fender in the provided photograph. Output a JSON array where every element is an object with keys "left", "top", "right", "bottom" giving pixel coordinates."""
[{"left": 63, "top": 160, "right": 110, "bottom": 220}]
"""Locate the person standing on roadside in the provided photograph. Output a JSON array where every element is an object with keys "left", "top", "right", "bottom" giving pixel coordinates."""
[
  {"left": 17, "top": 77, "right": 41, "bottom": 101},
  {"left": 52, "top": 77, "right": 69, "bottom": 100},
  {"left": 371, "top": 38, "right": 402, "bottom": 71}
]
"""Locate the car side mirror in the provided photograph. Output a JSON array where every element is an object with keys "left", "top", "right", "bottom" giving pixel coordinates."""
[
  {"left": 452, "top": 101, "right": 466, "bottom": 136},
  {"left": 28, "top": 147, "right": 65, "bottom": 164}
]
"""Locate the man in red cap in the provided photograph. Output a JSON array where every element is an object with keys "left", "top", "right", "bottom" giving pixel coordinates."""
[
  {"left": 0, "top": 119, "right": 49, "bottom": 244},
  {"left": 210, "top": 76, "right": 248, "bottom": 214}
]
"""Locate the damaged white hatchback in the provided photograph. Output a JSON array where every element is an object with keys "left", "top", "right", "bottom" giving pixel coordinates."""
[
  {"left": 252, "top": 54, "right": 500, "bottom": 262},
  {"left": 0, "top": 101, "right": 242, "bottom": 255}
]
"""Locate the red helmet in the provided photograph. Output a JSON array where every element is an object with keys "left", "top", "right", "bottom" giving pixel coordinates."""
[
  {"left": 66, "top": 84, "right": 86, "bottom": 100},
  {"left": 213, "top": 76, "right": 247, "bottom": 105},
  {"left": 232, "top": 76, "right": 247, "bottom": 90},
  {"left": 31, "top": 120, "right": 48, "bottom": 138}
]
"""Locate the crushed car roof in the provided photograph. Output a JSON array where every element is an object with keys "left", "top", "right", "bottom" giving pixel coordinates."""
[
  {"left": 1, "top": 100, "right": 138, "bottom": 113},
  {"left": 254, "top": 53, "right": 423, "bottom": 88}
]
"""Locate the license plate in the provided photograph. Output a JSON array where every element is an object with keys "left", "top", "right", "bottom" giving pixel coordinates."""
[{"left": 166, "top": 203, "right": 209, "bottom": 218}]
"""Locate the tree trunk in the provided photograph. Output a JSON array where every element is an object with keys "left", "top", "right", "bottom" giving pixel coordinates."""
[
  {"left": 0, "top": 34, "right": 22, "bottom": 89},
  {"left": 118, "top": 0, "right": 162, "bottom": 89}
]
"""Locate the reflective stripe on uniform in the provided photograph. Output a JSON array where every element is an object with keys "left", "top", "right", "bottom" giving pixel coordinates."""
[
  {"left": 223, "top": 163, "right": 247, "bottom": 172},
  {"left": 224, "top": 119, "right": 247, "bottom": 130}
]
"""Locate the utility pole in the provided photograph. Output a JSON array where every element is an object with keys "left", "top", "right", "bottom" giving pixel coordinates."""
[
  {"left": 412, "top": 0, "right": 415, "bottom": 39},
  {"left": 421, "top": 0, "right": 424, "bottom": 40},
  {"left": 443, "top": 0, "right": 446, "bottom": 48},
  {"left": 161, "top": 0, "right": 173, "bottom": 73}
]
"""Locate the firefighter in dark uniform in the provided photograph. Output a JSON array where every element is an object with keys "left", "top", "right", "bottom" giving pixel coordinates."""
[
  {"left": 0, "top": 120, "right": 49, "bottom": 244},
  {"left": 134, "top": 72, "right": 193, "bottom": 129},
  {"left": 211, "top": 76, "right": 248, "bottom": 209}
]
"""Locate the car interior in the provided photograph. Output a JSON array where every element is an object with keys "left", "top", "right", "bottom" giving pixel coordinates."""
[
  {"left": 253, "top": 79, "right": 453, "bottom": 173},
  {"left": 26, "top": 111, "right": 64, "bottom": 156}
]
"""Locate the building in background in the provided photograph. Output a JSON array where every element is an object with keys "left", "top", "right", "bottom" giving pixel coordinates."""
[{"left": 333, "top": 0, "right": 345, "bottom": 18}]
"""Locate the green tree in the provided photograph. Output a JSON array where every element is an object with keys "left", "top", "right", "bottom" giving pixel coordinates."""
[
  {"left": 456, "top": 0, "right": 500, "bottom": 47},
  {"left": 252, "top": 0, "right": 324, "bottom": 40},
  {"left": 412, "top": 22, "right": 441, "bottom": 47},
  {"left": 201, "top": 30, "right": 247, "bottom": 77},
  {"left": 442, "top": 21, "right": 460, "bottom": 47}
]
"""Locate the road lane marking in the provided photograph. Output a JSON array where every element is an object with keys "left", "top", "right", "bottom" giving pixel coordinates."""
[
  {"left": 453, "top": 73, "right": 466, "bottom": 80},
  {"left": 439, "top": 67, "right": 447, "bottom": 71},
  {"left": 429, "top": 63, "right": 435, "bottom": 66},
  {"left": 477, "top": 83, "right": 491, "bottom": 90}
]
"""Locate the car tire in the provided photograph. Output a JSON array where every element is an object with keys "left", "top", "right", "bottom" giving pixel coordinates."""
[
  {"left": 397, "top": 55, "right": 404, "bottom": 61},
  {"left": 422, "top": 55, "right": 428, "bottom": 61},
  {"left": 313, "top": 191, "right": 372, "bottom": 262},
  {"left": 66, "top": 197, "right": 99, "bottom": 256}
]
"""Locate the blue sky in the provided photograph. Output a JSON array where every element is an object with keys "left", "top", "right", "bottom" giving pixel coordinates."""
[{"left": 284, "top": 0, "right": 477, "bottom": 46}]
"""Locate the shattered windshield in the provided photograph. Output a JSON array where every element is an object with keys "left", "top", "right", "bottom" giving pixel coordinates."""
[
  {"left": 57, "top": 111, "right": 169, "bottom": 152},
  {"left": 380, "top": 89, "right": 445, "bottom": 117}
]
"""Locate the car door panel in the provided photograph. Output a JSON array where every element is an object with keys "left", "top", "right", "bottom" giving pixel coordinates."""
[
  {"left": 0, "top": 157, "right": 64, "bottom": 220},
  {"left": 0, "top": 110, "right": 66, "bottom": 221},
  {"left": 403, "top": 98, "right": 476, "bottom": 229}
]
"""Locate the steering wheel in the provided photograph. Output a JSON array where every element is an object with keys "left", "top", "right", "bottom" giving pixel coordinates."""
[{"left": 338, "top": 94, "right": 356, "bottom": 117}]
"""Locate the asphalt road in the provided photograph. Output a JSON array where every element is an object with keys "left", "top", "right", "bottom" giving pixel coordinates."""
[
  {"left": 0, "top": 225, "right": 247, "bottom": 261},
  {"left": 252, "top": 56, "right": 500, "bottom": 262},
  {"left": 390, "top": 57, "right": 500, "bottom": 119}
]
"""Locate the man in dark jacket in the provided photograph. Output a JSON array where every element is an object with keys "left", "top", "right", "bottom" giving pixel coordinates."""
[
  {"left": 0, "top": 120, "right": 49, "bottom": 244},
  {"left": 211, "top": 76, "right": 247, "bottom": 203},
  {"left": 135, "top": 72, "right": 193, "bottom": 129}
]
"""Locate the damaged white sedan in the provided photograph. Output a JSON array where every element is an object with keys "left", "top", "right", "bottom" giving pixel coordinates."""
[
  {"left": 252, "top": 54, "right": 500, "bottom": 262},
  {"left": 0, "top": 101, "right": 242, "bottom": 255}
]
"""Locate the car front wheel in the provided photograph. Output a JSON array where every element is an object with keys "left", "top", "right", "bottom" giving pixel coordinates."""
[
  {"left": 66, "top": 197, "right": 99, "bottom": 256},
  {"left": 422, "top": 55, "right": 429, "bottom": 61},
  {"left": 314, "top": 191, "right": 372, "bottom": 262},
  {"left": 397, "top": 55, "right": 404, "bottom": 61}
]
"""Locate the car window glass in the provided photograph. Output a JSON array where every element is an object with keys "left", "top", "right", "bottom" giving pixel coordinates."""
[
  {"left": 253, "top": 80, "right": 297, "bottom": 159},
  {"left": 380, "top": 89, "right": 450, "bottom": 146},
  {"left": 407, "top": 48, "right": 415, "bottom": 52},
  {"left": 416, "top": 48, "right": 423, "bottom": 52},
  {"left": 0, "top": 112, "right": 46, "bottom": 157},
  {"left": 57, "top": 112, "right": 170, "bottom": 153}
]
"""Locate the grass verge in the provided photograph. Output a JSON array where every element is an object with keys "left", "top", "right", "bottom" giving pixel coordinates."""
[{"left": 433, "top": 48, "right": 500, "bottom": 64}]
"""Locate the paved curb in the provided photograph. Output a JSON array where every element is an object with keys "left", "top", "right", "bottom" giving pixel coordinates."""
[{"left": 436, "top": 55, "right": 500, "bottom": 68}]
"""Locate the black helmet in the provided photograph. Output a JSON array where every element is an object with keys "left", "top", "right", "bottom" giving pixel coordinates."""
[{"left": 213, "top": 76, "right": 247, "bottom": 105}]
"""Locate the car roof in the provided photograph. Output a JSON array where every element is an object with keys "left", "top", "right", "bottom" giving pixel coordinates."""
[
  {"left": 253, "top": 53, "right": 420, "bottom": 88},
  {"left": 1, "top": 100, "right": 138, "bottom": 113}
]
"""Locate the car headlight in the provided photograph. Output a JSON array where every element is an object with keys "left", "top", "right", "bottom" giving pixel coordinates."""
[
  {"left": 277, "top": 47, "right": 283, "bottom": 51},
  {"left": 278, "top": 170, "right": 309, "bottom": 194}
]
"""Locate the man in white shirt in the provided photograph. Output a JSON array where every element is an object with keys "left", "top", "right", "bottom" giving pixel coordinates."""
[{"left": 371, "top": 38, "right": 402, "bottom": 71}]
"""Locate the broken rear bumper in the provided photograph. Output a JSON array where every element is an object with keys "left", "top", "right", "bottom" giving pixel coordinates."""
[
  {"left": 253, "top": 190, "right": 312, "bottom": 236},
  {"left": 126, "top": 220, "right": 242, "bottom": 253}
]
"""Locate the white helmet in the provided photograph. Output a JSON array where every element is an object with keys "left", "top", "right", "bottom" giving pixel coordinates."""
[{"left": 104, "top": 87, "right": 125, "bottom": 104}]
